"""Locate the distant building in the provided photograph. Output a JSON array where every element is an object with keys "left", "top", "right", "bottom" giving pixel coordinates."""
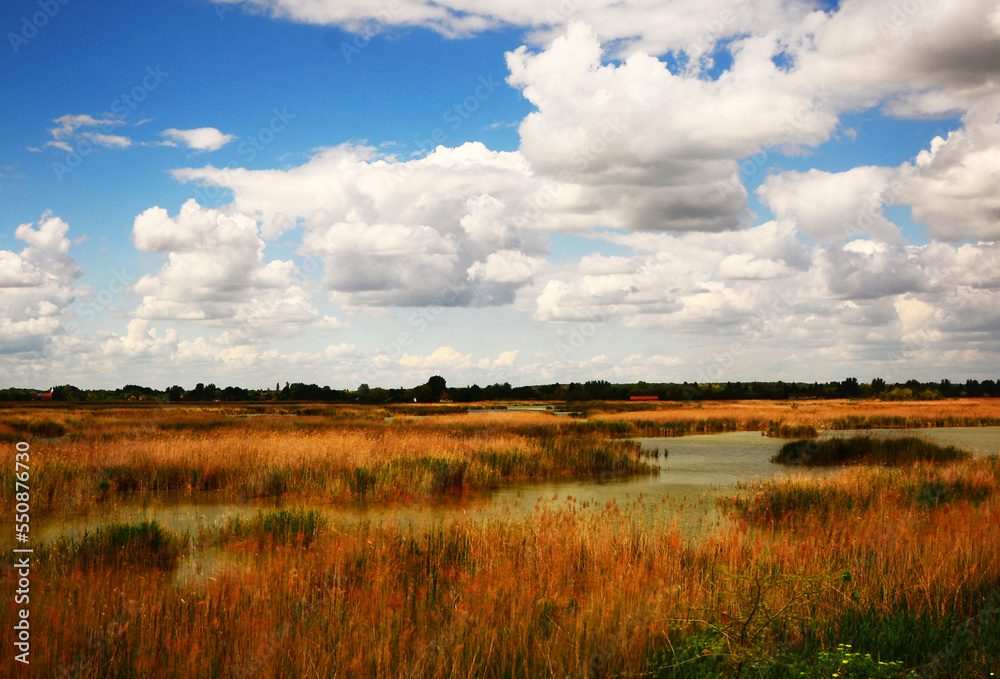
[
  {"left": 438, "top": 391, "right": 452, "bottom": 403},
  {"left": 34, "top": 391, "right": 53, "bottom": 400}
]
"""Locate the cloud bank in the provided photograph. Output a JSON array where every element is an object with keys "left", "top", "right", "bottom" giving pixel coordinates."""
[{"left": 5, "top": 0, "right": 1000, "bottom": 387}]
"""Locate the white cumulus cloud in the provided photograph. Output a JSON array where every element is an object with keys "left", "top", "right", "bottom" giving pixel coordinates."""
[
  {"left": 0, "top": 212, "right": 82, "bottom": 355},
  {"left": 131, "top": 199, "right": 341, "bottom": 339},
  {"left": 161, "top": 127, "right": 237, "bottom": 151}
]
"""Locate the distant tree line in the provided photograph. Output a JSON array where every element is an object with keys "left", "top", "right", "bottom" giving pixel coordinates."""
[{"left": 1, "top": 376, "right": 998, "bottom": 403}]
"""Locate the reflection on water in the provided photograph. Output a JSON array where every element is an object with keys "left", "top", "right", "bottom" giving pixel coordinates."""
[{"left": 38, "top": 427, "right": 1000, "bottom": 559}]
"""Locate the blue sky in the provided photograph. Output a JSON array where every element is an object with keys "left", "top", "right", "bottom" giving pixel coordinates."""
[{"left": 2, "top": 0, "right": 999, "bottom": 389}]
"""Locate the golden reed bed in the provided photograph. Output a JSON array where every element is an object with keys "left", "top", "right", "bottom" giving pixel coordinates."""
[{"left": 593, "top": 398, "right": 1000, "bottom": 428}]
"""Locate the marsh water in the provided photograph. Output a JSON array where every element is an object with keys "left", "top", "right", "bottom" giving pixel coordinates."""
[{"left": 37, "top": 426, "right": 1000, "bottom": 549}]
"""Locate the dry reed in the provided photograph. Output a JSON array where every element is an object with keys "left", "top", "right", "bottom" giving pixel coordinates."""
[{"left": 15, "top": 456, "right": 999, "bottom": 677}]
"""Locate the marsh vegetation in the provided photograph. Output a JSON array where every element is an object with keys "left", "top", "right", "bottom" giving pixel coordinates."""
[
  {"left": 773, "top": 434, "right": 972, "bottom": 466},
  {"left": 3, "top": 401, "right": 999, "bottom": 676}
]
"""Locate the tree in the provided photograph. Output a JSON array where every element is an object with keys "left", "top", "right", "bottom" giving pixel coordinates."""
[
  {"left": 356, "top": 383, "right": 371, "bottom": 403},
  {"left": 838, "top": 377, "right": 861, "bottom": 398},
  {"left": 426, "top": 375, "right": 447, "bottom": 400},
  {"left": 222, "top": 385, "right": 249, "bottom": 401},
  {"left": 52, "top": 384, "right": 82, "bottom": 401},
  {"left": 630, "top": 380, "right": 653, "bottom": 396},
  {"left": 483, "top": 382, "right": 512, "bottom": 400}
]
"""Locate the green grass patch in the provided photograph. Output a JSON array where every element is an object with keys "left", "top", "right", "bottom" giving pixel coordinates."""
[
  {"left": 95, "top": 463, "right": 229, "bottom": 494},
  {"left": 345, "top": 465, "right": 380, "bottom": 498},
  {"left": 218, "top": 508, "right": 326, "bottom": 546},
  {"left": 476, "top": 449, "right": 539, "bottom": 478},
  {"left": 547, "top": 438, "right": 652, "bottom": 476},
  {"left": 728, "top": 484, "right": 872, "bottom": 521},
  {"left": 646, "top": 590, "right": 1000, "bottom": 678},
  {"left": 773, "top": 435, "right": 971, "bottom": 466},
  {"left": 39, "top": 520, "right": 185, "bottom": 570},
  {"left": 911, "top": 478, "right": 992, "bottom": 509}
]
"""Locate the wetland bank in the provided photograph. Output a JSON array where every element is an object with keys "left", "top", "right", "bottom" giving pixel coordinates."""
[{"left": 4, "top": 399, "right": 1000, "bottom": 677}]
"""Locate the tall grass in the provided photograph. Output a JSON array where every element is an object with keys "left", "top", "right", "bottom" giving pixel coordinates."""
[
  {"left": 593, "top": 398, "right": 1000, "bottom": 435},
  {"left": 38, "top": 520, "right": 186, "bottom": 571},
  {"left": 15, "top": 455, "right": 1000, "bottom": 677},
  {"left": 732, "top": 456, "right": 998, "bottom": 522},
  {"left": 0, "top": 416, "right": 68, "bottom": 441},
  {"left": 2, "top": 409, "right": 654, "bottom": 515},
  {"left": 716, "top": 456, "right": 1000, "bottom": 676},
  {"left": 7, "top": 403, "right": 1000, "bottom": 676},
  {"left": 216, "top": 508, "right": 326, "bottom": 546}
]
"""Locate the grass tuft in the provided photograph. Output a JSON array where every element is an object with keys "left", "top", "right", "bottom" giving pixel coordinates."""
[
  {"left": 218, "top": 508, "right": 326, "bottom": 546},
  {"left": 39, "top": 520, "right": 185, "bottom": 570}
]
